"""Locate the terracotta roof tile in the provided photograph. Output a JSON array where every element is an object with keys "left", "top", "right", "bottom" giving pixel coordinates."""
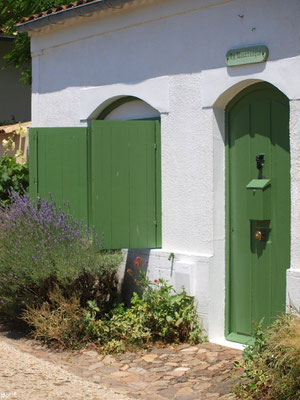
[{"left": 20, "top": 0, "right": 98, "bottom": 24}]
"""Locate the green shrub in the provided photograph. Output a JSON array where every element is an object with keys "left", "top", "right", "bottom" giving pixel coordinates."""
[
  {"left": 85, "top": 296, "right": 152, "bottom": 353},
  {"left": 89, "top": 276, "right": 203, "bottom": 352},
  {"left": 135, "top": 275, "right": 203, "bottom": 344},
  {"left": 0, "top": 191, "right": 123, "bottom": 319},
  {"left": 0, "top": 155, "right": 28, "bottom": 204},
  {"left": 234, "top": 312, "right": 300, "bottom": 400},
  {"left": 23, "top": 261, "right": 204, "bottom": 353}
]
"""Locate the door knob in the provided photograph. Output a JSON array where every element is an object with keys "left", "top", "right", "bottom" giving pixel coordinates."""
[{"left": 255, "top": 230, "right": 265, "bottom": 241}]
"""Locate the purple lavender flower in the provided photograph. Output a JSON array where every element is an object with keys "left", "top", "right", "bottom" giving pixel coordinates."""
[{"left": 0, "top": 190, "right": 118, "bottom": 320}]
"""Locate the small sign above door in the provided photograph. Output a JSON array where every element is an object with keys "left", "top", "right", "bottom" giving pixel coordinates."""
[{"left": 226, "top": 45, "right": 269, "bottom": 67}]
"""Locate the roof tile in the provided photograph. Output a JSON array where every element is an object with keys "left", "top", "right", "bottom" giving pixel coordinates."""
[{"left": 20, "top": 0, "right": 98, "bottom": 24}]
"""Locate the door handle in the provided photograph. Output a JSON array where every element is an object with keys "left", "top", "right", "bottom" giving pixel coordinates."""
[{"left": 255, "top": 230, "right": 266, "bottom": 241}]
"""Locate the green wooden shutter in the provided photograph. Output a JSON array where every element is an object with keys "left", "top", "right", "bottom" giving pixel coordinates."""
[
  {"left": 28, "top": 123, "right": 161, "bottom": 250},
  {"left": 91, "top": 120, "right": 161, "bottom": 249},
  {"left": 29, "top": 128, "right": 38, "bottom": 200},
  {"left": 29, "top": 127, "right": 88, "bottom": 225}
]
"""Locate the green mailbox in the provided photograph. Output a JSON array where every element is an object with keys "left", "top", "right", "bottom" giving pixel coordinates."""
[{"left": 246, "top": 179, "right": 271, "bottom": 220}]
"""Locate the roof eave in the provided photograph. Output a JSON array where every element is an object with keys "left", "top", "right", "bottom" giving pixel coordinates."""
[
  {"left": 16, "top": 0, "right": 135, "bottom": 33},
  {"left": 0, "top": 35, "right": 15, "bottom": 41}
]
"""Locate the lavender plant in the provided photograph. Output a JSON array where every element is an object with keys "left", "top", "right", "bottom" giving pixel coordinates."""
[{"left": 0, "top": 191, "right": 122, "bottom": 319}]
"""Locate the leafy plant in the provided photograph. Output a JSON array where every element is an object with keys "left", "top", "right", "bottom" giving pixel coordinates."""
[
  {"left": 234, "top": 311, "right": 300, "bottom": 399},
  {"left": 0, "top": 155, "right": 28, "bottom": 204},
  {"left": 0, "top": 191, "right": 122, "bottom": 319},
  {"left": 137, "top": 278, "right": 202, "bottom": 343},
  {"left": 128, "top": 257, "right": 203, "bottom": 344},
  {"left": 0, "top": 0, "right": 68, "bottom": 85},
  {"left": 22, "top": 256, "right": 204, "bottom": 353},
  {"left": 84, "top": 297, "right": 152, "bottom": 353}
]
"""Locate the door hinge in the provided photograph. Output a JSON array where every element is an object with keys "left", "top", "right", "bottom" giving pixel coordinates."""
[
  {"left": 153, "top": 143, "right": 157, "bottom": 150},
  {"left": 153, "top": 219, "right": 157, "bottom": 226}
]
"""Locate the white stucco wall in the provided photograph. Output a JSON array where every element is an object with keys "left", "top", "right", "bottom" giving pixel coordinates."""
[
  {"left": 28, "top": 0, "right": 300, "bottom": 342},
  {"left": 103, "top": 99, "right": 159, "bottom": 120}
]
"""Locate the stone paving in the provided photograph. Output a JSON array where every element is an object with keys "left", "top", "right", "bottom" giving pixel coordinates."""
[
  {"left": 0, "top": 339, "right": 131, "bottom": 400},
  {"left": 0, "top": 322, "right": 242, "bottom": 400}
]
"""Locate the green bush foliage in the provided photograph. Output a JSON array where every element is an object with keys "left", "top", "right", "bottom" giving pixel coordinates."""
[
  {"left": 22, "top": 262, "right": 204, "bottom": 352},
  {"left": 234, "top": 312, "right": 300, "bottom": 400},
  {"left": 0, "top": 191, "right": 122, "bottom": 319},
  {"left": 0, "top": 155, "right": 29, "bottom": 204},
  {"left": 0, "top": 0, "right": 68, "bottom": 85}
]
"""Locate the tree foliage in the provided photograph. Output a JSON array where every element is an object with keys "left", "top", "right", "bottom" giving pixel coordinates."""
[{"left": 0, "top": 0, "right": 66, "bottom": 85}]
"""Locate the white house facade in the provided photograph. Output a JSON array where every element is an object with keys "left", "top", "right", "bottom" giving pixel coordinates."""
[{"left": 17, "top": 0, "right": 300, "bottom": 347}]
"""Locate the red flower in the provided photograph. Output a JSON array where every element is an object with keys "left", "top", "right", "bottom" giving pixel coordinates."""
[
  {"left": 134, "top": 256, "right": 142, "bottom": 268},
  {"left": 127, "top": 268, "right": 133, "bottom": 275},
  {"left": 154, "top": 279, "right": 158, "bottom": 283}
]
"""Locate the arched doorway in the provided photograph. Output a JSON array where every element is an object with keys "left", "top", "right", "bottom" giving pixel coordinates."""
[
  {"left": 90, "top": 97, "right": 161, "bottom": 249},
  {"left": 225, "top": 82, "right": 290, "bottom": 344}
]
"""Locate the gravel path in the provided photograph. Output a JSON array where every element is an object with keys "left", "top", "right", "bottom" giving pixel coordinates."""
[{"left": 0, "top": 339, "right": 131, "bottom": 400}]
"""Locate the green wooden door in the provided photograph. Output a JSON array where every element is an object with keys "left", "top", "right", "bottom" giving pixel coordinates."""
[
  {"left": 226, "top": 83, "right": 290, "bottom": 344},
  {"left": 90, "top": 120, "right": 161, "bottom": 249}
]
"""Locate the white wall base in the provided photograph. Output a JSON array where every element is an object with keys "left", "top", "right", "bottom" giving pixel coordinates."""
[
  {"left": 211, "top": 338, "right": 245, "bottom": 351},
  {"left": 118, "top": 249, "right": 211, "bottom": 335},
  {"left": 286, "top": 268, "right": 300, "bottom": 311}
]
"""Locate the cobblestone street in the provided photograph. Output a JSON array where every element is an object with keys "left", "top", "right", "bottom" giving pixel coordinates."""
[{"left": 0, "top": 324, "right": 242, "bottom": 400}]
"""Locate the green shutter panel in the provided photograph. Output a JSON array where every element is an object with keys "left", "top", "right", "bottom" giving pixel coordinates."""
[
  {"left": 29, "top": 123, "right": 161, "bottom": 250},
  {"left": 29, "top": 127, "right": 88, "bottom": 226},
  {"left": 91, "top": 120, "right": 161, "bottom": 249},
  {"left": 29, "top": 128, "right": 38, "bottom": 199}
]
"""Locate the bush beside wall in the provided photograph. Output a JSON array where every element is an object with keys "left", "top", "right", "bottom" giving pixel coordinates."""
[{"left": 234, "top": 312, "right": 300, "bottom": 400}]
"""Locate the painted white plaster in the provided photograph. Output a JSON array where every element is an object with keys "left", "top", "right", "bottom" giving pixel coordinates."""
[
  {"left": 104, "top": 99, "right": 159, "bottom": 120},
  {"left": 161, "top": 74, "right": 214, "bottom": 255},
  {"left": 286, "top": 99, "right": 300, "bottom": 311},
  {"left": 122, "top": 248, "right": 211, "bottom": 333},
  {"left": 79, "top": 76, "right": 169, "bottom": 121},
  {"left": 290, "top": 100, "right": 300, "bottom": 270},
  {"left": 211, "top": 339, "right": 245, "bottom": 351},
  {"left": 210, "top": 106, "right": 226, "bottom": 341},
  {"left": 205, "top": 58, "right": 300, "bottom": 109},
  {"left": 28, "top": 0, "right": 300, "bottom": 343},
  {"left": 287, "top": 269, "right": 300, "bottom": 310},
  {"left": 29, "top": 0, "right": 237, "bottom": 51}
]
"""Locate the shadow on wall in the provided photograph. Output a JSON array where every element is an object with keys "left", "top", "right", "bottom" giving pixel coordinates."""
[
  {"left": 34, "top": 0, "right": 299, "bottom": 94},
  {"left": 121, "top": 248, "right": 150, "bottom": 306}
]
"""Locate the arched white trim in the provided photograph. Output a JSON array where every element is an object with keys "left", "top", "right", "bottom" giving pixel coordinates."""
[
  {"left": 213, "top": 79, "right": 262, "bottom": 109},
  {"left": 213, "top": 78, "right": 290, "bottom": 109},
  {"left": 104, "top": 99, "right": 160, "bottom": 120},
  {"left": 79, "top": 76, "right": 169, "bottom": 121},
  {"left": 202, "top": 57, "right": 300, "bottom": 108}
]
